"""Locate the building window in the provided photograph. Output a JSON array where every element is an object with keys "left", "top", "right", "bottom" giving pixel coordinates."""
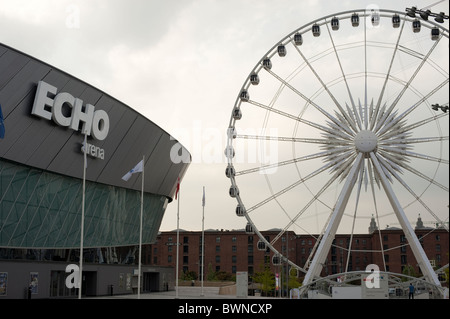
[
  {"left": 183, "top": 246, "right": 189, "bottom": 254},
  {"left": 232, "top": 266, "right": 237, "bottom": 274},
  {"left": 248, "top": 255, "right": 254, "bottom": 264},
  {"left": 401, "top": 255, "right": 407, "bottom": 264},
  {"left": 248, "top": 245, "right": 253, "bottom": 253},
  {"left": 216, "top": 237, "right": 221, "bottom": 243},
  {"left": 400, "top": 235, "right": 407, "bottom": 243},
  {"left": 168, "top": 255, "right": 172, "bottom": 263},
  {"left": 216, "top": 256, "right": 221, "bottom": 263},
  {"left": 248, "top": 236, "right": 253, "bottom": 244},
  {"left": 383, "top": 235, "right": 388, "bottom": 241},
  {"left": 232, "top": 246, "right": 237, "bottom": 253},
  {"left": 436, "top": 235, "right": 440, "bottom": 241},
  {"left": 183, "top": 256, "right": 189, "bottom": 265},
  {"left": 232, "top": 255, "right": 237, "bottom": 263},
  {"left": 183, "top": 236, "right": 189, "bottom": 244},
  {"left": 436, "top": 244, "right": 441, "bottom": 252},
  {"left": 232, "top": 237, "right": 237, "bottom": 243},
  {"left": 168, "top": 246, "right": 172, "bottom": 253},
  {"left": 216, "top": 246, "right": 220, "bottom": 253}
]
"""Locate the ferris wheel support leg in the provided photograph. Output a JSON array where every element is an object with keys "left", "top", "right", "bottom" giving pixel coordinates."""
[
  {"left": 302, "top": 153, "right": 364, "bottom": 287},
  {"left": 369, "top": 152, "right": 442, "bottom": 288}
]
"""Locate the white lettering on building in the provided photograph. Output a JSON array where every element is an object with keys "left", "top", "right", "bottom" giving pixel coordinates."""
[
  {"left": 32, "top": 81, "right": 110, "bottom": 141},
  {"left": 82, "top": 141, "right": 105, "bottom": 160}
]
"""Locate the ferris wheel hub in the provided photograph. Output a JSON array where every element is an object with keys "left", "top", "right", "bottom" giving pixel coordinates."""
[{"left": 354, "top": 130, "right": 378, "bottom": 153}]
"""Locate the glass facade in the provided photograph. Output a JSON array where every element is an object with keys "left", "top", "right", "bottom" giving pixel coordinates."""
[{"left": 0, "top": 159, "right": 168, "bottom": 248}]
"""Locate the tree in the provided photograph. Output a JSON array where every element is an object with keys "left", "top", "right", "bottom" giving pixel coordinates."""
[
  {"left": 253, "top": 263, "right": 275, "bottom": 296},
  {"left": 402, "top": 264, "right": 417, "bottom": 280}
]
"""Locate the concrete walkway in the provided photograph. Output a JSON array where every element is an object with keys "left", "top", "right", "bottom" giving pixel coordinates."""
[{"left": 89, "top": 286, "right": 269, "bottom": 299}]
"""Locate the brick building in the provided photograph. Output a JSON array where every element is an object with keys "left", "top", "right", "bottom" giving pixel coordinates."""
[{"left": 146, "top": 217, "right": 448, "bottom": 283}]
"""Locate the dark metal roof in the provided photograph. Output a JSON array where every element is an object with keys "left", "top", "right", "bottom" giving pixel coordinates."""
[{"left": 0, "top": 42, "right": 190, "bottom": 201}]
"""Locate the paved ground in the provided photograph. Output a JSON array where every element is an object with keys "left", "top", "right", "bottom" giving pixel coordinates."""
[{"left": 88, "top": 286, "right": 270, "bottom": 299}]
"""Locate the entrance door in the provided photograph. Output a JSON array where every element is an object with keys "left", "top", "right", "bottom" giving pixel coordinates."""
[{"left": 143, "top": 272, "right": 159, "bottom": 292}]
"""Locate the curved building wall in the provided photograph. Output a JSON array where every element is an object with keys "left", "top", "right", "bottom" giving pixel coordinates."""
[{"left": 0, "top": 43, "right": 190, "bottom": 248}]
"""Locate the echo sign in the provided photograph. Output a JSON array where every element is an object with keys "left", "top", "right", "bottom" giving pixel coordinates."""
[{"left": 32, "top": 81, "right": 110, "bottom": 141}]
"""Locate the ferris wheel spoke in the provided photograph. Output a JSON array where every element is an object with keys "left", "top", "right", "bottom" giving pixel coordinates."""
[
  {"left": 379, "top": 136, "right": 449, "bottom": 145},
  {"left": 367, "top": 158, "right": 388, "bottom": 271},
  {"left": 303, "top": 153, "right": 364, "bottom": 284},
  {"left": 370, "top": 152, "right": 441, "bottom": 286},
  {"left": 290, "top": 37, "right": 355, "bottom": 133},
  {"left": 395, "top": 158, "right": 449, "bottom": 192},
  {"left": 378, "top": 78, "right": 450, "bottom": 137},
  {"left": 345, "top": 163, "right": 366, "bottom": 273},
  {"left": 345, "top": 103, "right": 360, "bottom": 132},
  {"left": 380, "top": 111, "right": 448, "bottom": 141},
  {"left": 236, "top": 134, "right": 351, "bottom": 146},
  {"left": 375, "top": 18, "right": 406, "bottom": 112},
  {"left": 269, "top": 164, "right": 345, "bottom": 246},
  {"left": 264, "top": 69, "right": 355, "bottom": 137},
  {"left": 245, "top": 158, "right": 339, "bottom": 214},
  {"left": 247, "top": 99, "right": 353, "bottom": 140},
  {"left": 386, "top": 35, "right": 443, "bottom": 115},
  {"left": 325, "top": 20, "right": 357, "bottom": 114},
  {"left": 378, "top": 146, "right": 449, "bottom": 165},
  {"left": 235, "top": 150, "right": 331, "bottom": 177},
  {"left": 376, "top": 153, "right": 449, "bottom": 231}
]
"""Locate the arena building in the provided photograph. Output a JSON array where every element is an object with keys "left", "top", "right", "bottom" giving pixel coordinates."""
[{"left": 0, "top": 42, "right": 190, "bottom": 298}]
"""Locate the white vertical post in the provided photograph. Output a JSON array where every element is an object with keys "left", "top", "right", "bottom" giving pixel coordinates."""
[
  {"left": 201, "top": 186, "right": 205, "bottom": 297},
  {"left": 176, "top": 184, "right": 180, "bottom": 299},
  {"left": 78, "top": 134, "right": 87, "bottom": 299},
  {"left": 137, "top": 155, "right": 144, "bottom": 299}
]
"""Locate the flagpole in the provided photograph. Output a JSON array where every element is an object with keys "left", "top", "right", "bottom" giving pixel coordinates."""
[
  {"left": 138, "top": 155, "right": 144, "bottom": 299},
  {"left": 175, "top": 185, "right": 180, "bottom": 299},
  {"left": 78, "top": 133, "right": 87, "bottom": 299},
  {"left": 201, "top": 186, "right": 205, "bottom": 297}
]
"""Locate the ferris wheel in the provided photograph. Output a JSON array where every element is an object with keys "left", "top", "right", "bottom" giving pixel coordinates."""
[{"left": 225, "top": 8, "right": 448, "bottom": 289}]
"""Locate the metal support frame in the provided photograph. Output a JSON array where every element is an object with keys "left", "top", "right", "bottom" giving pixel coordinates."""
[{"left": 302, "top": 153, "right": 364, "bottom": 286}]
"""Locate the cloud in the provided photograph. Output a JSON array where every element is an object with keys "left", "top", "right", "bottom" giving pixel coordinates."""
[{"left": 1, "top": 0, "right": 448, "bottom": 235}]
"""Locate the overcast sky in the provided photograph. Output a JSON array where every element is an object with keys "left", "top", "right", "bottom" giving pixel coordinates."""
[{"left": 1, "top": 0, "right": 448, "bottom": 234}]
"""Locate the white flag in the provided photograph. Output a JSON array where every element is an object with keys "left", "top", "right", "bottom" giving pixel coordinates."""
[{"left": 122, "top": 160, "right": 144, "bottom": 181}]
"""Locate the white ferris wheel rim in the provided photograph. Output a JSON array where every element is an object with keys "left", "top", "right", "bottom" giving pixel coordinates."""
[{"left": 226, "top": 8, "right": 449, "bottom": 285}]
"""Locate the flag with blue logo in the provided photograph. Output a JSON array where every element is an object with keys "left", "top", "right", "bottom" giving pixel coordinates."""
[
  {"left": 122, "top": 160, "right": 144, "bottom": 182},
  {"left": 0, "top": 104, "right": 5, "bottom": 139}
]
